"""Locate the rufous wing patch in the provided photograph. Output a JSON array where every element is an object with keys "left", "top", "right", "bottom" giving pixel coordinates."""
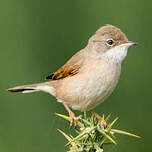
[{"left": 45, "top": 50, "right": 84, "bottom": 80}]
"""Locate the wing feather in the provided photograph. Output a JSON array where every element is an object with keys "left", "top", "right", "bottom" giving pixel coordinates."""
[{"left": 45, "top": 50, "right": 84, "bottom": 80}]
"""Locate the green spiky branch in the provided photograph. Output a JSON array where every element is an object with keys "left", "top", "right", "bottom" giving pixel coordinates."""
[{"left": 56, "top": 113, "right": 140, "bottom": 152}]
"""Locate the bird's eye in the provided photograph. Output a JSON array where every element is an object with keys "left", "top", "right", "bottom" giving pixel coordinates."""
[{"left": 106, "top": 39, "right": 114, "bottom": 46}]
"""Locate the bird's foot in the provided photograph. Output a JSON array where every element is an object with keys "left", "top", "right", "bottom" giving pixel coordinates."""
[
  {"left": 62, "top": 102, "right": 81, "bottom": 127},
  {"left": 69, "top": 111, "right": 81, "bottom": 127},
  {"left": 99, "top": 118, "right": 107, "bottom": 129},
  {"left": 90, "top": 110, "right": 107, "bottom": 129}
]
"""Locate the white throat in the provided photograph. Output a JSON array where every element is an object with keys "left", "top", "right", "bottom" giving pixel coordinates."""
[{"left": 101, "top": 45, "right": 128, "bottom": 63}]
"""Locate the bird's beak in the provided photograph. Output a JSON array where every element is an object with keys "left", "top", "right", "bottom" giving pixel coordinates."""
[
  {"left": 120, "top": 41, "right": 138, "bottom": 48},
  {"left": 126, "top": 41, "right": 138, "bottom": 46}
]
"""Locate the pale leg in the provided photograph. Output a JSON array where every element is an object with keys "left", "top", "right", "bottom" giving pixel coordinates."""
[{"left": 63, "top": 102, "right": 81, "bottom": 126}]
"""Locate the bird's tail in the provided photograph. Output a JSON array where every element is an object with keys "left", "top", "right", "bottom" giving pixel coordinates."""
[{"left": 7, "top": 82, "right": 55, "bottom": 95}]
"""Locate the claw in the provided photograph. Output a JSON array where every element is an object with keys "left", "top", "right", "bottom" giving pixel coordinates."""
[
  {"left": 69, "top": 111, "right": 81, "bottom": 127},
  {"left": 62, "top": 102, "right": 81, "bottom": 127},
  {"left": 90, "top": 109, "right": 107, "bottom": 129},
  {"left": 102, "top": 120, "right": 107, "bottom": 129},
  {"left": 97, "top": 118, "right": 107, "bottom": 129}
]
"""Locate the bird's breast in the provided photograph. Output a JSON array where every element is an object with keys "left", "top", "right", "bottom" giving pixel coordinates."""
[{"left": 56, "top": 59, "right": 121, "bottom": 111}]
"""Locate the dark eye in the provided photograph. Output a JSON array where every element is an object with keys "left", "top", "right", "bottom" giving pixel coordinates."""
[{"left": 107, "top": 39, "right": 114, "bottom": 46}]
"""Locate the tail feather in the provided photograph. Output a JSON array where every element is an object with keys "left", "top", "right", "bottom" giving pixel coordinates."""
[
  {"left": 7, "top": 85, "right": 37, "bottom": 93},
  {"left": 7, "top": 82, "right": 55, "bottom": 95}
]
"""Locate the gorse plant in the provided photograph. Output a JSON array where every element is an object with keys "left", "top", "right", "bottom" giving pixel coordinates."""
[{"left": 57, "top": 113, "right": 140, "bottom": 152}]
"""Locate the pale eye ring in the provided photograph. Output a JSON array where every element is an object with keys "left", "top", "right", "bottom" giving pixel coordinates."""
[{"left": 106, "top": 39, "right": 114, "bottom": 46}]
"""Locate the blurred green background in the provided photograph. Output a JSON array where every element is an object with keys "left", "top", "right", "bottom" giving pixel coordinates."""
[{"left": 0, "top": 0, "right": 151, "bottom": 151}]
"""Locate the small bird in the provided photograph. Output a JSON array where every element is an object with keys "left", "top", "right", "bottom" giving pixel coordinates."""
[{"left": 8, "top": 24, "right": 137, "bottom": 126}]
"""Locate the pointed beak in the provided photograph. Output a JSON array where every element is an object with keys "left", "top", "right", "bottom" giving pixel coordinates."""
[{"left": 126, "top": 41, "right": 138, "bottom": 46}]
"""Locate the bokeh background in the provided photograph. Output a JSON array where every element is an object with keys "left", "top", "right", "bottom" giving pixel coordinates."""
[{"left": 0, "top": 0, "right": 151, "bottom": 152}]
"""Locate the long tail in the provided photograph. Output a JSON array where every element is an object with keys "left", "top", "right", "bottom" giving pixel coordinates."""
[
  {"left": 7, "top": 84, "right": 38, "bottom": 93},
  {"left": 7, "top": 82, "right": 55, "bottom": 95}
]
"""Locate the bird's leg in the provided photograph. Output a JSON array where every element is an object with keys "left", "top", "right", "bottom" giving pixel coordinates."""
[
  {"left": 90, "top": 109, "right": 107, "bottom": 129},
  {"left": 63, "top": 102, "right": 81, "bottom": 126}
]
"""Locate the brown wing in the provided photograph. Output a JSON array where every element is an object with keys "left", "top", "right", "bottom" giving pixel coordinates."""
[{"left": 45, "top": 50, "right": 84, "bottom": 80}]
